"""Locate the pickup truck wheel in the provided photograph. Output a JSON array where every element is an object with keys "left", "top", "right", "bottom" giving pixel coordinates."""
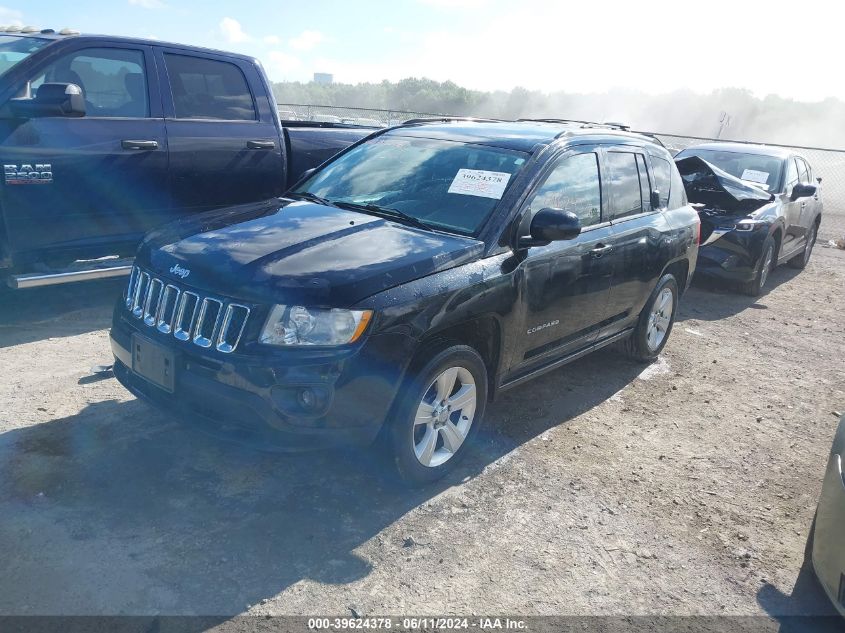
[
  {"left": 621, "top": 273, "right": 678, "bottom": 363},
  {"left": 788, "top": 223, "right": 817, "bottom": 270},
  {"left": 742, "top": 236, "right": 775, "bottom": 296},
  {"left": 388, "top": 345, "right": 487, "bottom": 486}
]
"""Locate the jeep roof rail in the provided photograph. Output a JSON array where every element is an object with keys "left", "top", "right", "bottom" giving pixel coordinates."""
[
  {"left": 518, "top": 118, "right": 631, "bottom": 131},
  {"left": 402, "top": 116, "right": 504, "bottom": 125}
]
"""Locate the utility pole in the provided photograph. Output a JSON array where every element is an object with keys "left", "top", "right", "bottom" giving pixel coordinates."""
[{"left": 716, "top": 111, "right": 732, "bottom": 139}]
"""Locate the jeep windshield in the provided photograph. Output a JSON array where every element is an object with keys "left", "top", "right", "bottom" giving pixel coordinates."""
[
  {"left": 0, "top": 36, "right": 50, "bottom": 77},
  {"left": 292, "top": 135, "right": 528, "bottom": 236}
]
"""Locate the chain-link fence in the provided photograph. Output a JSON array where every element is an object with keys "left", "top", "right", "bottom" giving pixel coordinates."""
[
  {"left": 278, "top": 103, "right": 845, "bottom": 238},
  {"left": 277, "top": 103, "right": 445, "bottom": 127}
]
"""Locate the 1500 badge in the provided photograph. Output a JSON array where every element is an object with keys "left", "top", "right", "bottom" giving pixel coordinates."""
[{"left": 4, "top": 164, "right": 52, "bottom": 185}]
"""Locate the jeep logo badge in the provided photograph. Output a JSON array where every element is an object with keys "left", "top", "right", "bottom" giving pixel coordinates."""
[{"left": 169, "top": 264, "right": 191, "bottom": 279}]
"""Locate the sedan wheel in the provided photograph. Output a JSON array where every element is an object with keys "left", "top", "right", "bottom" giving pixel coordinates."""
[{"left": 413, "top": 367, "right": 477, "bottom": 468}]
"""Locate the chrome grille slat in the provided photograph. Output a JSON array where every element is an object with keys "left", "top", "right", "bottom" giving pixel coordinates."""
[
  {"left": 156, "top": 285, "right": 180, "bottom": 334},
  {"left": 131, "top": 272, "right": 150, "bottom": 317},
  {"left": 125, "top": 266, "right": 248, "bottom": 353},
  {"left": 173, "top": 291, "right": 200, "bottom": 341},
  {"left": 216, "top": 304, "right": 250, "bottom": 353},
  {"left": 143, "top": 278, "right": 164, "bottom": 326},
  {"left": 192, "top": 298, "right": 223, "bottom": 348}
]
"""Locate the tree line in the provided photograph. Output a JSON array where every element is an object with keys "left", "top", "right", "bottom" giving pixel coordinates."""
[{"left": 272, "top": 77, "right": 845, "bottom": 149}]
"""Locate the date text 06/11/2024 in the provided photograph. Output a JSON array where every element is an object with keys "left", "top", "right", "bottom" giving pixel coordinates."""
[{"left": 307, "top": 617, "right": 528, "bottom": 630}]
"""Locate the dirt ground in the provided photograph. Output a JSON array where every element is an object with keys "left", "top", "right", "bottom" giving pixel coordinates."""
[{"left": 1, "top": 215, "right": 844, "bottom": 623}]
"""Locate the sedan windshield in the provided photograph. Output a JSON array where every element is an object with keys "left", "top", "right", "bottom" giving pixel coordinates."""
[
  {"left": 0, "top": 36, "right": 49, "bottom": 77},
  {"left": 675, "top": 148, "right": 783, "bottom": 192},
  {"left": 293, "top": 135, "right": 529, "bottom": 236}
]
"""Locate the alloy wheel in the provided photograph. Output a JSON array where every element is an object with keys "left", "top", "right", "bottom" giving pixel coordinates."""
[
  {"left": 413, "top": 366, "right": 477, "bottom": 468},
  {"left": 646, "top": 287, "right": 674, "bottom": 352},
  {"left": 760, "top": 244, "right": 774, "bottom": 288}
]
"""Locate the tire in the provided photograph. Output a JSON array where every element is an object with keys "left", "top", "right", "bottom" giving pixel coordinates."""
[
  {"left": 741, "top": 236, "right": 775, "bottom": 297},
  {"left": 788, "top": 222, "right": 818, "bottom": 270},
  {"left": 621, "top": 273, "right": 679, "bottom": 363},
  {"left": 387, "top": 345, "right": 488, "bottom": 486}
]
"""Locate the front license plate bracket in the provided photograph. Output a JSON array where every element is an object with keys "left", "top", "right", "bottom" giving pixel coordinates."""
[{"left": 131, "top": 334, "right": 176, "bottom": 392}]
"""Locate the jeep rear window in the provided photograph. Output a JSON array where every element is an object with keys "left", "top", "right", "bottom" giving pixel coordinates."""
[
  {"left": 0, "top": 36, "right": 49, "bottom": 77},
  {"left": 294, "top": 136, "right": 528, "bottom": 236}
]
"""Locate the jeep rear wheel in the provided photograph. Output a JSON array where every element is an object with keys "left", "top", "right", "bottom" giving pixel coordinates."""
[{"left": 621, "top": 273, "right": 678, "bottom": 363}]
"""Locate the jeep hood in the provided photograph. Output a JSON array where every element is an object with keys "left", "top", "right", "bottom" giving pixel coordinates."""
[
  {"left": 675, "top": 155, "right": 774, "bottom": 213},
  {"left": 138, "top": 198, "right": 483, "bottom": 306}
]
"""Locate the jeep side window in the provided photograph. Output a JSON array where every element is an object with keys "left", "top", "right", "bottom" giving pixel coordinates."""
[
  {"left": 163, "top": 53, "right": 256, "bottom": 121},
  {"left": 525, "top": 152, "right": 602, "bottom": 228},
  {"left": 28, "top": 48, "right": 149, "bottom": 118},
  {"left": 607, "top": 151, "right": 647, "bottom": 220},
  {"left": 650, "top": 155, "right": 672, "bottom": 208}
]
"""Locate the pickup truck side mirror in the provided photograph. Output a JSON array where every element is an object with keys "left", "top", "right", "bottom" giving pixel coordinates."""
[
  {"left": 518, "top": 208, "right": 581, "bottom": 248},
  {"left": 9, "top": 82, "right": 86, "bottom": 119},
  {"left": 790, "top": 182, "right": 817, "bottom": 201}
]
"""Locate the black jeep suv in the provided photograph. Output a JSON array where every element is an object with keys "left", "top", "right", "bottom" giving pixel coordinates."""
[{"left": 110, "top": 119, "right": 699, "bottom": 484}]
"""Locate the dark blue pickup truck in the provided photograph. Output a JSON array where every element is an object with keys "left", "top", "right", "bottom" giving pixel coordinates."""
[{"left": 0, "top": 29, "right": 370, "bottom": 289}]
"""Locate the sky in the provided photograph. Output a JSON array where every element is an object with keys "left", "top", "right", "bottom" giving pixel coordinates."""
[{"left": 5, "top": 0, "right": 843, "bottom": 102}]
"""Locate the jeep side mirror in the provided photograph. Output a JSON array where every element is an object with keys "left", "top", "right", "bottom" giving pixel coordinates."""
[
  {"left": 9, "top": 82, "right": 86, "bottom": 119},
  {"left": 518, "top": 208, "right": 581, "bottom": 248},
  {"left": 790, "top": 182, "right": 817, "bottom": 201}
]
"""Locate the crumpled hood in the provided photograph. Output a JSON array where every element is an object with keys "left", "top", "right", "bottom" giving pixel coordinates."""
[
  {"left": 675, "top": 155, "right": 774, "bottom": 213},
  {"left": 138, "top": 198, "right": 484, "bottom": 306}
]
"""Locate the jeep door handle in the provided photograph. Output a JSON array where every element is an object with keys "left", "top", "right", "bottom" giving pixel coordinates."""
[
  {"left": 247, "top": 140, "right": 276, "bottom": 150},
  {"left": 589, "top": 244, "right": 614, "bottom": 258},
  {"left": 121, "top": 139, "right": 159, "bottom": 150}
]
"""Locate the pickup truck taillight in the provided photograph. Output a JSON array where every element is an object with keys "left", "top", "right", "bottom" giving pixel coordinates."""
[{"left": 695, "top": 217, "right": 702, "bottom": 244}]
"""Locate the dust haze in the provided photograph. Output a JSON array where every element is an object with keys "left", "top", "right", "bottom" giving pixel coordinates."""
[{"left": 274, "top": 79, "right": 845, "bottom": 149}]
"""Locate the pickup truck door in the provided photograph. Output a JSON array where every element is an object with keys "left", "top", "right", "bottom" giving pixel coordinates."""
[
  {"left": 0, "top": 44, "right": 168, "bottom": 263},
  {"left": 156, "top": 48, "right": 285, "bottom": 214},
  {"left": 508, "top": 148, "right": 616, "bottom": 375}
]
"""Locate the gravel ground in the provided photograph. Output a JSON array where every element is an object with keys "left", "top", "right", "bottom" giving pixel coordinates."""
[{"left": 0, "top": 214, "right": 844, "bottom": 621}]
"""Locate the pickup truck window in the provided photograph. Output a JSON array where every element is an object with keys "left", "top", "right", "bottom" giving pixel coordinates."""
[
  {"left": 29, "top": 47, "right": 149, "bottom": 117},
  {"left": 164, "top": 54, "right": 256, "bottom": 121},
  {"left": 294, "top": 136, "right": 528, "bottom": 236},
  {"left": 525, "top": 152, "right": 602, "bottom": 227},
  {"left": 607, "top": 151, "right": 647, "bottom": 220},
  {"left": 0, "top": 35, "right": 49, "bottom": 77}
]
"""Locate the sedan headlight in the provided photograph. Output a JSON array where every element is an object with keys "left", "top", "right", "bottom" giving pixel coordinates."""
[{"left": 259, "top": 305, "right": 372, "bottom": 347}]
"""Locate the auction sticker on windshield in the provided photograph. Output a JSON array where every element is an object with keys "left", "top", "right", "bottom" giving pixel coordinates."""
[
  {"left": 740, "top": 168, "right": 769, "bottom": 185},
  {"left": 448, "top": 169, "right": 511, "bottom": 199}
]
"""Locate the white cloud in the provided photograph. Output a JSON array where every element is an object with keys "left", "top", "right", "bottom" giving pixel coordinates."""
[
  {"left": 289, "top": 30, "right": 324, "bottom": 52},
  {"left": 128, "top": 0, "right": 167, "bottom": 8},
  {"left": 263, "top": 34, "right": 281, "bottom": 45},
  {"left": 0, "top": 6, "right": 23, "bottom": 25},
  {"left": 266, "top": 51, "right": 302, "bottom": 76},
  {"left": 219, "top": 17, "right": 250, "bottom": 43}
]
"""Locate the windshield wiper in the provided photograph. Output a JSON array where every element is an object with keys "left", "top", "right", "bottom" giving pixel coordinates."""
[
  {"left": 288, "top": 191, "right": 336, "bottom": 206},
  {"left": 332, "top": 201, "right": 435, "bottom": 231}
]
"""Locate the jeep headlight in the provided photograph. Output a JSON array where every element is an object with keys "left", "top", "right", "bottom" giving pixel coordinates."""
[{"left": 259, "top": 305, "right": 372, "bottom": 347}]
